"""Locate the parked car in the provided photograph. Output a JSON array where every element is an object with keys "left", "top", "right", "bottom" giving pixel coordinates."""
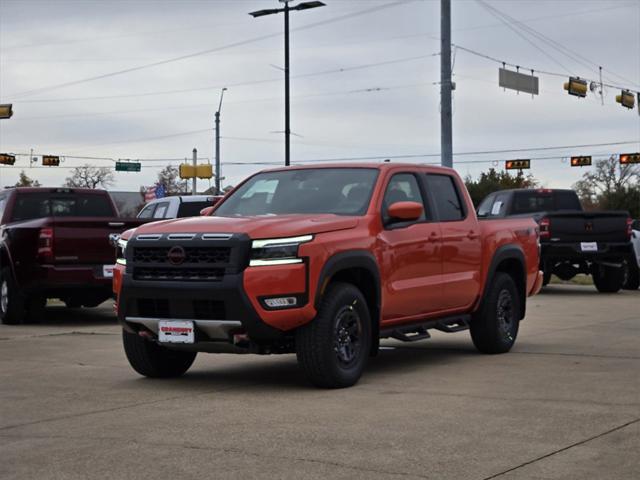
[
  {"left": 0, "top": 187, "right": 148, "bottom": 324},
  {"left": 112, "top": 163, "right": 542, "bottom": 388},
  {"left": 624, "top": 219, "right": 640, "bottom": 290},
  {"left": 137, "top": 195, "right": 223, "bottom": 220},
  {"left": 477, "top": 188, "right": 633, "bottom": 293}
]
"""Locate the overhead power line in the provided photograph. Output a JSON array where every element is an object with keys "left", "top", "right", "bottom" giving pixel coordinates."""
[{"left": 8, "top": 0, "right": 417, "bottom": 99}]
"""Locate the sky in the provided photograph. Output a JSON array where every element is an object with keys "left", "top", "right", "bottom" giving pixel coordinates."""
[{"left": 0, "top": 0, "right": 639, "bottom": 193}]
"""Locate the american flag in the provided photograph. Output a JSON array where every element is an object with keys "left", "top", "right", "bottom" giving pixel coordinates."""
[{"left": 144, "top": 183, "right": 166, "bottom": 202}]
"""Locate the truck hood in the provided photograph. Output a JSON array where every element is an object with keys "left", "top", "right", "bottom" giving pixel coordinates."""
[{"left": 131, "top": 214, "right": 360, "bottom": 239}]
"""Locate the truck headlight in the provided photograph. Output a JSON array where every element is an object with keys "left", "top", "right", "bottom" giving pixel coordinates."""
[
  {"left": 116, "top": 238, "right": 128, "bottom": 265},
  {"left": 250, "top": 235, "right": 313, "bottom": 266}
]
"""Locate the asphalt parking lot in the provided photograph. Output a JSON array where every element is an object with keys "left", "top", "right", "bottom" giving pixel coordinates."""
[{"left": 1, "top": 285, "right": 638, "bottom": 480}]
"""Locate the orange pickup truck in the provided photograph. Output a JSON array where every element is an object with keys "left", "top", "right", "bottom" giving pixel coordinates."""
[{"left": 113, "top": 163, "right": 543, "bottom": 388}]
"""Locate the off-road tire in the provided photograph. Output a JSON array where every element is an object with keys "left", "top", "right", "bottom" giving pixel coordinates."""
[
  {"left": 0, "top": 267, "right": 25, "bottom": 325},
  {"left": 122, "top": 330, "right": 197, "bottom": 378},
  {"left": 470, "top": 272, "right": 521, "bottom": 354},
  {"left": 296, "top": 282, "right": 371, "bottom": 389},
  {"left": 592, "top": 264, "right": 624, "bottom": 293}
]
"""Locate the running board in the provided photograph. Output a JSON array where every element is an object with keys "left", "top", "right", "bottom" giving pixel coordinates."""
[{"left": 381, "top": 314, "right": 471, "bottom": 342}]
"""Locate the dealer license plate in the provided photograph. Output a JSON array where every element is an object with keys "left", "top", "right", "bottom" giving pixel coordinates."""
[
  {"left": 158, "top": 320, "right": 195, "bottom": 344},
  {"left": 102, "top": 265, "right": 114, "bottom": 278},
  {"left": 580, "top": 242, "right": 598, "bottom": 252}
]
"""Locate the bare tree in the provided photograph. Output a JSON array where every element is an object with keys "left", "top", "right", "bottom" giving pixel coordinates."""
[
  {"left": 63, "top": 164, "right": 115, "bottom": 189},
  {"left": 156, "top": 165, "right": 187, "bottom": 195},
  {"left": 15, "top": 170, "right": 41, "bottom": 187}
]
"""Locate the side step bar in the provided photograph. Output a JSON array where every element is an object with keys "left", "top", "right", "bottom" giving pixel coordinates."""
[{"left": 381, "top": 314, "right": 471, "bottom": 342}]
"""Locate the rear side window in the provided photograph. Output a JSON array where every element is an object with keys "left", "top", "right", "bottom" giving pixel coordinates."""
[
  {"left": 478, "top": 192, "right": 508, "bottom": 218},
  {"left": 0, "top": 197, "right": 7, "bottom": 223},
  {"left": 513, "top": 192, "right": 554, "bottom": 214},
  {"left": 554, "top": 191, "right": 581, "bottom": 210},
  {"left": 177, "top": 201, "right": 212, "bottom": 218},
  {"left": 12, "top": 193, "right": 114, "bottom": 221},
  {"left": 425, "top": 174, "right": 465, "bottom": 221}
]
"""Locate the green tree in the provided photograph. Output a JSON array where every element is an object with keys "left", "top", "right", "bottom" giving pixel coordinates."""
[
  {"left": 464, "top": 168, "right": 539, "bottom": 207},
  {"left": 15, "top": 170, "right": 41, "bottom": 187},
  {"left": 573, "top": 156, "right": 640, "bottom": 217}
]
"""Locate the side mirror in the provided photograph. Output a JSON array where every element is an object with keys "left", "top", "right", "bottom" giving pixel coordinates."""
[
  {"left": 200, "top": 206, "right": 215, "bottom": 216},
  {"left": 387, "top": 201, "right": 423, "bottom": 222}
]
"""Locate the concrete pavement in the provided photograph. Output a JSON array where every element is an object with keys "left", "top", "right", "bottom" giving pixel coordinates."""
[{"left": 1, "top": 285, "right": 638, "bottom": 479}]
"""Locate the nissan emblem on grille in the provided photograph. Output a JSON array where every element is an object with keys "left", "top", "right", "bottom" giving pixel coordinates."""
[{"left": 167, "top": 246, "right": 187, "bottom": 265}]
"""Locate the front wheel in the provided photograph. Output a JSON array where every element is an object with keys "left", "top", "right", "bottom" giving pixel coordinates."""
[
  {"left": 296, "top": 282, "right": 371, "bottom": 388},
  {"left": 122, "top": 330, "right": 197, "bottom": 378},
  {"left": 470, "top": 272, "right": 521, "bottom": 354}
]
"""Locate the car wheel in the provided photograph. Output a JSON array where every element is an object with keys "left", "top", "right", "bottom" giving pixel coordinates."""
[
  {"left": 25, "top": 295, "right": 47, "bottom": 323},
  {"left": 592, "top": 264, "right": 624, "bottom": 293},
  {"left": 622, "top": 262, "right": 639, "bottom": 290},
  {"left": 0, "top": 267, "right": 25, "bottom": 325},
  {"left": 296, "top": 282, "right": 371, "bottom": 389},
  {"left": 122, "top": 330, "right": 197, "bottom": 378},
  {"left": 470, "top": 272, "right": 520, "bottom": 354}
]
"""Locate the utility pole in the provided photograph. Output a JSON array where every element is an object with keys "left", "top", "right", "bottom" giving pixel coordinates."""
[
  {"left": 192, "top": 148, "right": 197, "bottom": 195},
  {"left": 284, "top": 1, "right": 291, "bottom": 166},
  {"left": 215, "top": 87, "right": 227, "bottom": 195},
  {"left": 440, "top": 0, "right": 453, "bottom": 168}
]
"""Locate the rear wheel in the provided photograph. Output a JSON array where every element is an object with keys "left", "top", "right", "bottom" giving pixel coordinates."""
[
  {"left": 470, "top": 272, "right": 520, "bottom": 354},
  {"left": 0, "top": 267, "right": 25, "bottom": 325},
  {"left": 122, "top": 330, "right": 197, "bottom": 378},
  {"left": 296, "top": 282, "right": 371, "bottom": 388},
  {"left": 592, "top": 264, "right": 624, "bottom": 293},
  {"left": 25, "top": 295, "right": 47, "bottom": 323}
]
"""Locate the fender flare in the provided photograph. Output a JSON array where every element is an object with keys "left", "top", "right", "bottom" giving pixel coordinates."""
[{"left": 481, "top": 244, "right": 527, "bottom": 320}]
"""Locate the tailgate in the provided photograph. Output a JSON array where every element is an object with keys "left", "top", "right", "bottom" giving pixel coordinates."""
[
  {"left": 547, "top": 212, "right": 629, "bottom": 243},
  {"left": 52, "top": 218, "right": 140, "bottom": 264}
]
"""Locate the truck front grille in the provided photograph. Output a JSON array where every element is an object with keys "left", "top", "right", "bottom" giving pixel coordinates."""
[
  {"left": 133, "top": 267, "right": 224, "bottom": 281},
  {"left": 133, "top": 247, "right": 231, "bottom": 264}
]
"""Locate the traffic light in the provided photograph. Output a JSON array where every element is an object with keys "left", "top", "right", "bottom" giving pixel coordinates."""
[
  {"left": 179, "top": 164, "right": 196, "bottom": 179},
  {"left": 0, "top": 153, "right": 16, "bottom": 165},
  {"left": 615, "top": 90, "right": 635, "bottom": 110},
  {"left": 0, "top": 104, "right": 13, "bottom": 119},
  {"left": 563, "top": 77, "right": 588, "bottom": 98},
  {"left": 620, "top": 153, "right": 640, "bottom": 165},
  {"left": 505, "top": 159, "right": 531, "bottom": 170},
  {"left": 570, "top": 156, "right": 592, "bottom": 167},
  {"left": 196, "top": 164, "right": 213, "bottom": 179},
  {"left": 42, "top": 155, "right": 60, "bottom": 166}
]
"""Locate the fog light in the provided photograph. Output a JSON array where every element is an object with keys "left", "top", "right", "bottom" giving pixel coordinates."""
[{"left": 264, "top": 297, "right": 297, "bottom": 308}]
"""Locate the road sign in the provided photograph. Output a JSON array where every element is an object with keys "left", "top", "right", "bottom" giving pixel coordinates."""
[
  {"left": 570, "top": 156, "right": 592, "bottom": 167},
  {"left": 499, "top": 68, "right": 539, "bottom": 95},
  {"left": 115, "top": 161, "right": 141, "bottom": 172},
  {"left": 619, "top": 153, "right": 640, "bottom": 165},
  {"left": 0, "top": 104, "right": 13, "bottom": 119},
  {"left": 505, "top": 159, "right": 531, "bottom": 170},
  {"left": 42, "top": 155, "right": 60, "bottom": 166},
  {"left": 0, "top": 153, "right": 16, "bottom": 165}
]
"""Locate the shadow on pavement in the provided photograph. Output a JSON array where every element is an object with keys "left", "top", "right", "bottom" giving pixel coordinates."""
[{"left": 34, "top": 302, "right": 117, "bottom": 327}]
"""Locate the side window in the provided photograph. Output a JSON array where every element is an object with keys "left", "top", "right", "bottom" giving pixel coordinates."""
[
  {"left": 138, "top": 204, "right": 156, "bottom": 219},
  {"left": 153, "top": 202, "right": 170, "bottom": 219},
  {"left": 477, "top": 193, "right": 495, "bottom": 218},
  {"left": 382, "top": 173, "right": 426, "bottom": 224},
  {"left": 0, "top": 197, "right": 6, "bottom": 223},
  {"left": 482, "top": 193, "right": 508, "bottom": 217},
  {"left": 425, "top": 174, "right": 465, "bottom": 222}
]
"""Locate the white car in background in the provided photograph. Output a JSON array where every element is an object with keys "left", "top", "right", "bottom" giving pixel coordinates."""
[
  {"left": 624, "top": 219, "right": 640, "bottom": 290},
  {"left": 137, "top": 195, "right": 223, "bottom": 220}
]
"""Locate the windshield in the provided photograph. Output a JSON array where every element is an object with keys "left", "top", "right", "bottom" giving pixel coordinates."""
[{"left": 214, "top": 168, "right": 379, "bottom": 217}]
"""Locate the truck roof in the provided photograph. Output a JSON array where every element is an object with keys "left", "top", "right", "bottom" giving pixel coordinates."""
[
  {"left": 2, "top": 187, "right": 108, "bottom": 195},
  {"left": 258, "top": 162, "right": 456, "bottom": 174}
]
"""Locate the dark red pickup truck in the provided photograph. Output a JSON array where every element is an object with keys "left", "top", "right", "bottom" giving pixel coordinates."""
[{"left": 0, "top": 187, "right": 146, "bottom": 324}]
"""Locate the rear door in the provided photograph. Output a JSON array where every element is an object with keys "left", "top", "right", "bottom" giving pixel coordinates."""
[
  {"left": 377, "top": 172, "right": 443, "bottom": 321},
  {"left": 425, "top": 173, "right": 482, "bottom": 310}
]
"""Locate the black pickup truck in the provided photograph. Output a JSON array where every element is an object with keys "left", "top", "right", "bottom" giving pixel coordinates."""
[
  {"left": 477, "top": 188, "right": 633, "bottom": 293},
  {"left": 0, "top": 187, "right": 147, "bottom": 324}
]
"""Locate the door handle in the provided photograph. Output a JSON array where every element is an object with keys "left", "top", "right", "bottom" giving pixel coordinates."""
[
  {"left": 427, "top": 232, "right": 439, "bottom": 242},
  {"left": 467, "top": 231, "right": 480, "bottom": 240},
  {"left": 108, "top": 222, "right": 125, "bottom": 228}
]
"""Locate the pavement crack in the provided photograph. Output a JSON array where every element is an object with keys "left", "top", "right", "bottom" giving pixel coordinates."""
[{"left": 478, "top": 417, "right": 640, "bottom": 480}]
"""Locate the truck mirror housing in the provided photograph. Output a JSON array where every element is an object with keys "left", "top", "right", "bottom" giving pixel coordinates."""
[
  {"left": 387, "top": 201, "right": 423, "bottom": 222},
  {"left": 200, "top": 206, "right": 215, "bottom": 216}
]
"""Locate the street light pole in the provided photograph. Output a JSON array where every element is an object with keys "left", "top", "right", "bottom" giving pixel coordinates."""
[
  {"left": 249, "top": 1, "right": 326, "bottom": 167},
  {"left": 215, "top": 87, "right": 227, "bottom": 195},
  {"left": 440, "top": 0, "right": 453, "bottom": 168}
]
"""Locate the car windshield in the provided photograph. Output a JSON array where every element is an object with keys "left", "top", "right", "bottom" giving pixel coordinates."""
[{"left": 214, "top": 168, "right": 379, "bottom": 217}]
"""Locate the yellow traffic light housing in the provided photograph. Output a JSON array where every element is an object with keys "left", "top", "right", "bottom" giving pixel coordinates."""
[
  {"left": 563, "top": 77, "right": 588, "bottom": 98},
  {"left": 0, "top": 104, "right": 13, "bottom": 119},
  {"left": 179, "top": 164, "right": 196, "bottom": 179},
  {"left": 0, "top": 153, "right": 16, "bottom": 165},
  {"left": 506, "top": 159, "right": 531, "bottom": 170},
  {"left": 615, "top": 90, "right": 635, "bottom": 110},
  {"left": 570, "top": 156, "right": 592, "bottom": 167},
  {"left": 42, "top": 155, "right": 60, "bottom": 166},
  {"left": 620, "top": 153, "right": 640, "bottom": 165},
  {"left": 196, "top": 164, "right": 213, "bottom": 179}
]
